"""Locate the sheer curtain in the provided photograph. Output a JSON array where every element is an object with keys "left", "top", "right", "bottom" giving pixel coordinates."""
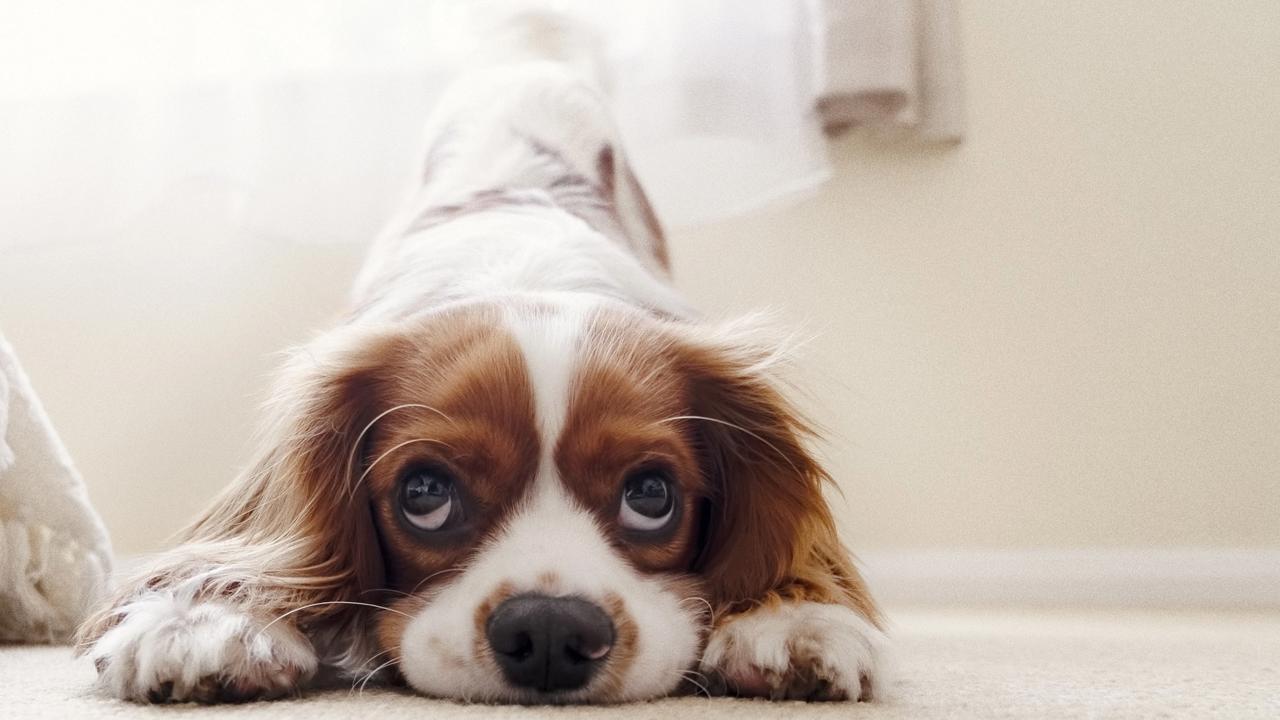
[{"left": 0, "top": 0, "right": 830, "bottom": 252}]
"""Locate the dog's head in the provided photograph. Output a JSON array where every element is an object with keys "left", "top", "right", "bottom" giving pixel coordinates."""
[{"left": 245, "top": 298, "right": 835, "bottom": 702}]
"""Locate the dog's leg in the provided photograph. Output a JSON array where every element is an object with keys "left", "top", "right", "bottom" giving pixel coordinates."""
[
  {"left": 77, "top": 325, "right": 394, "bottom": 703},
  {"left": 83, "top": 579, "right": 318, "bottom": 703},
  {"left": 680, "top": 329, "right": 888, "bottom": 701}
]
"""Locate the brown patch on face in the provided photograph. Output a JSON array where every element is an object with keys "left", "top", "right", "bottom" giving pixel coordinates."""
[
  {"left": 553, "top": 310, "right": 707, "bottom": 573},
  {"left": 376, "top": 592, "right": 430, "bottom": 669},
  {"left": 359, "top": 302, "right": 540, "bottom": 595},
  {"left": 376, "top": 605, "right": 470, "bottom": 680},
  {"left": 471, "top": 581, "right": 518, "bottom": 666},
  {"left": 535, "top": 571, "right": 561, "bottom": 594},
  {"left": 590, "top": 592, "right": 640, "bottom": 699}
]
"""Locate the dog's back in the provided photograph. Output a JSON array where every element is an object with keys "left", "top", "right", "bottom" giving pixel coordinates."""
[{"left": 352, "top": 10, "right": 678, "bottom": 322}]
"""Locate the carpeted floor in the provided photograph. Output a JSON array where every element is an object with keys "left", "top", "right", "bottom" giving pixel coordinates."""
[{"left": 2, "top": 607, "right": 1277, "bottom": 719}]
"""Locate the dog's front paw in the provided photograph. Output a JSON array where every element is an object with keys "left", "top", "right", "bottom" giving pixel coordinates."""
[
  {"left": 86, "top": 593, "right": 317, "bottom": 703},
  {"left": 700, "top": 601, "right": 885, "bottom": 701}
]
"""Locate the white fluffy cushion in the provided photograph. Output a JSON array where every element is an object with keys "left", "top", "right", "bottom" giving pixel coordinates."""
[{"left": 0, "top": 333, "right": 111, "bottom": 643}]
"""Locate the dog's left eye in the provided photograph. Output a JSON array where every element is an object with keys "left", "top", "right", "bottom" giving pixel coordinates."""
[
  {"left": 619, "top": 470, "right": 676, "bottom": 532},
  {"left": 400, "top": 467, "right": 460, "bottom": 531}
]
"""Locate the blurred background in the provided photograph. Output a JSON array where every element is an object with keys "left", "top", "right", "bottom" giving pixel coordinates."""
[{"left": 2, "top": 1, "right": 1277, "bottom": 609}]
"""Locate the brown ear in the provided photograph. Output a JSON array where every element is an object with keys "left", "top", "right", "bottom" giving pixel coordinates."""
[
  {"left": 680, "top": 331, "right": 879, "bottom": 624},
  {"left": 78, "top": 323, "right": 402, "bottom": 646},
  {"left": 181, "top": 323, "right": 399, "bottom": 599}
]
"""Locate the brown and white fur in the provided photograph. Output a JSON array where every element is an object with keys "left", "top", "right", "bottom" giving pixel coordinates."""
[{"left": 76, "top": 12, "right": 885, "bottom": 705}]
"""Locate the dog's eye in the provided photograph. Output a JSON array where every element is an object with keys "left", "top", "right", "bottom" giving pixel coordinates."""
[
  {"left": 619, "top": 471, "right": 675, "bottom": 532},
  {"left": 400, "top": 467, "right": 459, "bottom": 531}
]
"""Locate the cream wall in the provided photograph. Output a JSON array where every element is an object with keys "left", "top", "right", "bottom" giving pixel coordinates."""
[{"left": 2, "top": 1, "right": 1278, "bottom": 556}]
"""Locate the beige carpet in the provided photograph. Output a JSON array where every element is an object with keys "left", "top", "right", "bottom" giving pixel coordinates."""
[{"left": 2, "top": 608, "right": 1277, "bottom": 719}]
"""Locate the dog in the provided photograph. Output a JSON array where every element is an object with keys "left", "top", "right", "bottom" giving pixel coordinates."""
[{"left": 76, "top": 11, "right": 885, "bottom": 704}]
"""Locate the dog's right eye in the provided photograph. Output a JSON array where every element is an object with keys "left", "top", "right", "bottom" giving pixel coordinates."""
[
  {"left": 619, "top": 470, "right": 676, "bottom": 532},
  {"left": 400, "top": 467, "right": 461, "bottom": 531}
]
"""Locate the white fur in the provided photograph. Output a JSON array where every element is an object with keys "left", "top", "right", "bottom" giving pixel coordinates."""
[
  {"left": 700, "top": 602, "right": 887, "bottom": 701},
  {"left": 505, "top": 298, "right": 590, "bottom": 447},
  {"left": 88, "top": 591, "right": 317, "bottom": 703},
  {"left": 356, "top": 207, "right": 690, "bottom": 323},
  {"left": 351, "top": 55, "right": 690, "bottom": 322}
]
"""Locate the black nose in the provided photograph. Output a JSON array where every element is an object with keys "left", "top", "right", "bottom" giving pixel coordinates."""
[{"left": 485, "top": 593, "right": 615, "bottom": 692}]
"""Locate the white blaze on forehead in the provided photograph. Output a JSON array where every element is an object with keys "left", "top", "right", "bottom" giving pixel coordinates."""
[{"left": 504, "top": 299, "right": 592, "bottom": 465}]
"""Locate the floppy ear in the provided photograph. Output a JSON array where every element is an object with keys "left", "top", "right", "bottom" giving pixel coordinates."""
[
  {"left": 181, "top": 324, "right": 396, "bottom": 594},
  {"left": 680, "top": 328, "right": 880, "bottom": 625},
  {"left": 77, "top": 323, "right": 403, "bottom": 645}
]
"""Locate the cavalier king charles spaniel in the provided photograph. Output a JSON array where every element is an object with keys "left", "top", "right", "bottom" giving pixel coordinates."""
[{"left": 77, "top": 11, "right": 885, "bottom": 705}]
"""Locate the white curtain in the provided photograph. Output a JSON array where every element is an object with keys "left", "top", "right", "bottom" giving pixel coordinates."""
[
  {"left": 0, "top": 0, "right": 835, "bottom": 252},
  {"left": 817, "top": 0, "right": 965, "bottom": 142}
]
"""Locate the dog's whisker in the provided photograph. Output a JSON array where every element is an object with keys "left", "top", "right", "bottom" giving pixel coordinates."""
[
  {"left": 257, "top": 601, "right": 412, "bottom": 639},
  {"left": 681, "top": 669, "right": 711, "bottom": 697},
  {"left": 343, "top": 403, "right": 455, "bottom": 500},
  {"left": 362, "top": 587, "right": 413, "bottom": 599},
  {"left": 348, "top": 647, "right": 395, "bottom": 681},
  {"left": 678, "top": 595, "right": 715, "bottom": 620},
  {"left": 352, "top": 657, "right": 401, "bottom": 696},
  {"left": 348, "top": 437, "right": 452, "bottom": 501},
  {"left": 410, "top": 566, "right": 466, "bottom": 595},
  {"left": 653, "top": 415, "right": 801, "bottom": 474}
]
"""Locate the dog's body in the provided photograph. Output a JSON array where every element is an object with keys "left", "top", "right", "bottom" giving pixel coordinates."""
[{"left": 78, "top": 14, "right": 885, "bottom": 705}]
